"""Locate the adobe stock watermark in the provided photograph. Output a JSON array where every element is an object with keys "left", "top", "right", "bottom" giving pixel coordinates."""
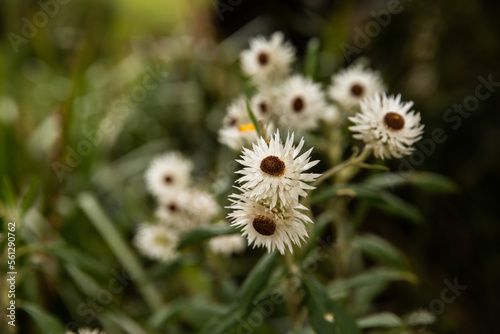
[
  {"left": 63, "top": 268, "right": 134, "bottom": 333},
  {"left": 214, "top": 0, "right": 244, "bottom": 22},
  {"left": 226, "top": 237, "right": 335, "bottom": 334},
  {"left": 408, "top": 277, "right": 467, "bottom": 333},
  {"left": 340, "top": 0, "right": 407, "bottom": 62},
  {"left": 388, "top": 74, "right": 499, "bottom": 184},
  {"left": 51, "top": 65, "right": 168, "bottom": 182},
  {"left": 8, "top": 0, "right": 71, "bottom": 53}
]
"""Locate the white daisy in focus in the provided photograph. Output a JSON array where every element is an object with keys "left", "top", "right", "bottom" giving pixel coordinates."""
[
  {"left": 236, "top": 130, "right": 320, "bottom": 208},
  {"left": 276, "top": 75, "right": 327, "bottom": 132},
  {"left": 240, "top": 32, "right": 295, "bottom": 86},
  {"left": 133, "top": 223, "right": 178, "bottom": 262},
  {"left": 328, "top": 66, "right": 385, "bottom": 111},
  {"left": 145, "top": 152, "right": 193, "bottom": 198},
  {"left": 349, "top": 93, "right": 424, "bottom": 159},
  {"left": 156, "top": 188, "right": 219, "bottom": 230},
  {"left": 218, "top": 97, "right": 259, "bottom": 151},
  {"left": 208, "top": 233, "right": 246, "bottom": 255},
  {"left": 227, "top": 194, "right": 312, "bottom": 254}
]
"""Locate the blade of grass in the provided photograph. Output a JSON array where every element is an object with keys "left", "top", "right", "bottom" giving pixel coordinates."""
[{"left": 77, "top": 192, "right": 162, "bottom": 310}]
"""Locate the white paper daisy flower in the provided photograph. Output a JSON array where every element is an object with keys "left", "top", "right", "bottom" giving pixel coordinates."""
[
  {"left": 276, "top": 75, "right": 327, "bottom": 132},
  {"left": 328, "top": 66, "right": 385, "bottom": 111},
  {"left": 236, "top": 130, "right": 320, "bottom": 208},
  {"left": 349, "top": 93, "right": 425, "bottom": 159},
  {"left": 145, "top": 152, "right": 193, "bottom": 198},
  {"left": 240, "top": 32, "right": 295, "bottom": 87},
  {"left": 227, "top": 194, "right": 312, "bottom": 254},
  {"left": 250, "top": 89, "right": 278, "bottom": 122},
  {"left": 133, "top": 223, "right": 178, "bottom": 262},
  {"left": 218, "top": 97, "right": 259, "bottom": 151},
  {"left": 156, "top": 188, "right": 219, "bottom": 230},
  {"left": 208, "top": 233, "right": 246, "bottom": 255}
]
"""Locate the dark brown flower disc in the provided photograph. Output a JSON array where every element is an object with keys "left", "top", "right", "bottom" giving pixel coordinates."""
[
  {"left": 258, "top": 52, "right": 269, "bottom": 65},
  {"left": 350, "top": 83, "right": 364, "bottom": 97},
  {"left": 163, "top": 175, "right": 173, "bottom": 184},
  {"left": 384, "top": 112, "right": 405, "bottom": 130},
  {"left": 260, "top": 156, "right": 285, "bottom": 176},
  {"left": 167, "top": 203, "right": 178, "bottom": 212},
  {"left": 259, "top": 102, "right": 268, "bottom": 113},
  {"left": 292, "top": 97, "right": 305, "bottom": 112},
  {"left": 252, "top": 216, "right": 276, "bottom": 236}
]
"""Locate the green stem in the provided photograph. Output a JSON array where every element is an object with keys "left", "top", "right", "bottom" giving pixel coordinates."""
[{"left": 313, "top": 146, "right": 373, "bottom": 187}]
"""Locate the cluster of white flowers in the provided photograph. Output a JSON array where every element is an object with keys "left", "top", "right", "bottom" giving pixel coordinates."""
[
  {"left": 219, "top": 31, "right": 423, "bottom": 159},
  {"left": 135, "top": 152, "right": 221, "bottom": 261},
  {"left": 228, "top": 131, "right": 321, "bottom": 254},
  {"left": 224, "top": 32, "right": 425, "bottom": 254}
]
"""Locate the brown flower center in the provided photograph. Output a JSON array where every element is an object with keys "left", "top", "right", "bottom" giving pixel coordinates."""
[
  {"left": 163, "top": 175, "right": 173, "bottom": 184},
  {"left": 258, "top": 52, "right": 269, "bottom": 65},
  {"left": 252, "top": 216, "right": 276, "bottom": 236},
  {"left": 259, "top": 101, "right": 268, "bottom": 114},
  {"left": 292, "top": 97, "right": 305, "bottom": 112},
  {"left": 384, "top": 112, "right": 405, "bottom": 130},
  {"left": 350, "top": 83, "right": 364, "bottom": 97},
  {"left": 167, "top": 203, "right": 178, "bottom": 212},
  {"left": 260, "top": 156, "right": 285, "bottom": 176}
]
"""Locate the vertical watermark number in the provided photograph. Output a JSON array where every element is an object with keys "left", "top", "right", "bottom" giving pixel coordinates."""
[{"left": 6, "top": 221, "right": 17, "bottom": 327}]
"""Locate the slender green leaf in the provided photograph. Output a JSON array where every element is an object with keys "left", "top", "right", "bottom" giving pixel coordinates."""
[
  {"left": 353, "top": 234, "right": 409, "bottom": 270},
  {"left": 1, "top": 176, "right": 16, "bottom": 205},
  {"left": 238, "top": 252, "right": 278, "bottom": 314},
  {"left": 357, "top": 312, "right": 403, "bottom": 329},
  {"left": 200, "top": 305, "right": 239, "bottom": 334},
  {"left": 303, "top": 275, "right": 361, "bottom": 334},
  {"left": 365, "top": 172, "right": 458, "bottom": 193},
  {"left": 305, "top": 38, "right": 320, "bottom": 78},
  {"left": 312, "top": 185, "right": 424, "bottom": 224},
  {"left": 77, "top": 192, "right": 162, "bottom": 310},
  {"left": 177, "top": 224, "right": 238, "bottom": 250},
  {"left": 20, "top": 244, "right": 108, "bottom": 280},
  {"left": 328, "top": 268, "right": 418, "bottom": 299},
  {"left": 405, "top": 309, "right": 436, "bottom": 327},
  {"left": 245, "top": 99, "right": 261, "bottom": 137},
  {"left": 104, "top": 310, "right": 150, "bottom": 334},
  {"left": 20, "top": 178, "right": 40, "bottom": 214},
  {"left": 19, "top": 301, "right": 66, "bottom": 334}
]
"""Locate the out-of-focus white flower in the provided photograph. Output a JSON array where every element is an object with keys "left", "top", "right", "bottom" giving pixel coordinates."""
[
  {"left": 250, "top": 89, "right": 278, "bottom": 122},
  {"left": 133, "top": 223, "right": 178, "bottom": 262},
  {"left": 236, "top": 130, "right": 320, "bottom": 208},
  {"left": 208, "top": 233, "right": 246, "bottom": 255},
  {"left": 219, "top": 97, "right": 259, "bottom": 151},
  {"left": 321, "top": 105, "right": 342, "bottom": 126},
  {"left": 276, "top": 75, "right": 327, "bottom": 132},
  {"left": 156, "top": 188, "right": 219, "bottom": 230},
  {"left": 349, "top": 93, "right": 424, "bottom": 159},
  {"left": 227, "top": 194, "right": 312, "bottom": 254},
  {"left": 240, "top": 32, "right": 295, "bottom": 87},
  {"left": 328, "top": 66, "right": 385, "bottom": 111},
  {"left": 145, "top": 152, "right": 193, "bottom": 198}
]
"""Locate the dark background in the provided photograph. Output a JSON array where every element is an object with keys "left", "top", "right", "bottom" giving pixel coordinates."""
[{"left": 213, "top": 0, "right": 500, "bottom": 333}]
